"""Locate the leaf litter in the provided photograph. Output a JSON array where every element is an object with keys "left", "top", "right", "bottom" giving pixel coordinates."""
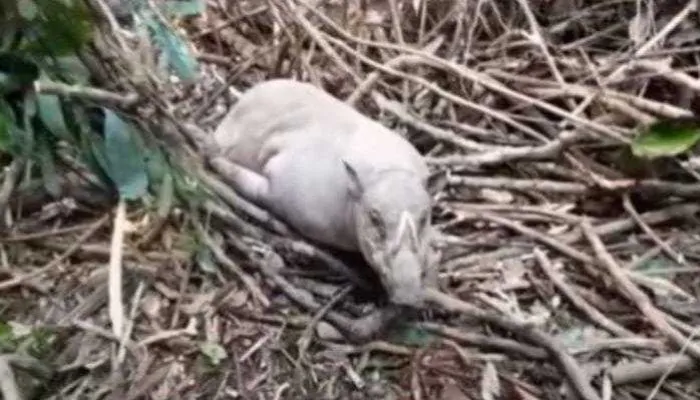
[{"left": 2, "top": 0, "right": 700, "bottom": 399}]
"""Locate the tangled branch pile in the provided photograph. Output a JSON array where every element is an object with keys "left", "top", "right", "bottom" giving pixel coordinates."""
[{"left": 2, "top": 0, "right": 700, "bottom": 399}]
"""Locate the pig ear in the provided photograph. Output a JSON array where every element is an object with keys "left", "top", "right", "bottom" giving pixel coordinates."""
[
  {"left": 424, "top": 169, "right": 448, "bottom": 196},
  {"left": 342, "top": 159, "right": 364, "bottom": 199}
]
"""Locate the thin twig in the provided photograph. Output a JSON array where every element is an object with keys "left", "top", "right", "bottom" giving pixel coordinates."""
[
  {"left": 424, "top": 288, "right": 602, "bottom": 400},
  {"left": 534, "top": 248, "right": 635, "bottom": 338},
  {"left": 581, "top": 219, "right": 700, "bottom": 362},
  {"left": 34, "top": 80, "right": 139, "bottom": 107},
  {"left": 622, "top": 194, "right": 685, "bottom": 265},
  {"left": 0, "top": 214, "right": 110, "bottom": 291}
]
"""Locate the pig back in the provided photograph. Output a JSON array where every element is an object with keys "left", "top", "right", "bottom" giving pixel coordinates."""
[{"left": 211, "top": 79, "right": 362, "bottom": 172}]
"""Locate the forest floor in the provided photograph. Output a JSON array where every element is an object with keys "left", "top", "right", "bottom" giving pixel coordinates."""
[{"left": 4, "top": 0, "right": 700, "bottom": 399}]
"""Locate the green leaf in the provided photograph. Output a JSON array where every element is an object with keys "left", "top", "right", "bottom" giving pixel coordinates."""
[
  {"left": 19, "top": 0, "right": 94, "bottom": 57},
  {"left": 634, "top": 255, "right": 679, "bottom": 274},
  {"left": 0, "top": 18, "right": 21, "bottom": 53},
  {"left": 36, "top": 92, "right": 71, "bottom": 141},
  {"left": 171, "top": 166, "right": 205, "bottom": 207},
  {"left": 87, "top": 134, "right": 112, "bottom": 186},
  {"left": 199, "top": 341, "right": 227, "bottom": 366},
  {"left": 52, "top": 55, "right": 90, "bottom": 84},
  {"left": 0, "top": 321, "right": 18, "bottom": 353},
  {"left": 63, "top": 107, "right": 110, "bottom": 189},
  {"left": 631, "top": 117, "right": 700, "bottom": 159},
  {"left": 0, "top": 107, "right": 11, "bottom": 152},
  {"left": 7, "top": 124, "right": 30, "bottom": 157},
  {"left": 387, "top": 323, "right": 436, "bottom": 346},
  {"left": 35, "top": 131, "right": 61, "bottom": 196},
  {"left": 18, "top": 93, "right": 36, "bottom": 156},
  {"left": 0, "top": 320, "right": 12, "bottom": 337},
  {"left": 557, "top": 326, "right": 587, "bottom": 348},
  {"left": 18, "top": 0, "right": 38, "bottom": 20},
  {"left": 0, "top": 52, "right": 39, "bottom": 92},
  {"left": 0, "top": 97, "right": 25, "bottom": 156},
  {"left": 26, "top": 326, "right": 55, "bottom": 358},
  {"left": 145, "top": 147, "right": 169, "bottom": 185},
  {"left": 161, "top": 0, "right": 204, "bottom": 17},
  {"left": 155, "top": 171, "right": 174, "bottom": 217},
  {"left": 145, "top": 17, "right": 199, "bottom": 81},
  {"left": 195, "top": 246, "right": 218, "bottom": 274},
  {"left": 102, "top": 109, "right": 149, "bottom": 199}
]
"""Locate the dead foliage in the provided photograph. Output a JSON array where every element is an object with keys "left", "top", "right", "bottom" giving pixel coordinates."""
[{"left": 2, "top": 0, "right": 700, "bottom": 399}]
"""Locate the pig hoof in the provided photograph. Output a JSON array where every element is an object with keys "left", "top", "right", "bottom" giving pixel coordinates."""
[{"left": 347, "top": 307, "right": 404, "bottom": 341}]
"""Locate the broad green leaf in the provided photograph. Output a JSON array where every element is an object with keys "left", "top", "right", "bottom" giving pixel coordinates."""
[
  {"left": 68, "top": 106, "right": 112, "bottom": 188},
  {"left": 0, "top": 107, "right": 10, "bottom": 152},
  {"left": 145, "top": 17, "right": 199, "bottom": 81},
  {"left": 102, "top": 109, "right": 148, "bottom": 199},
  {"left": 557, "top": 326, "right": 587, "bottom": 348},
  {"left": 388, "top": 323, "right": 436, "bottom": 346},
  {"left": 0, "top": 98, "right": 24, "bottom": 156},
  {"left": 154, "top": 171, "right": 174, "bottom": 217},
  {"left": 36, "top": 93, "right": 71, "bottom": 141},
  {"left": 7, "top": 124, "right": 29, "bottom": 157},
  {"left": 87, "top": 135, "right": 113, "bottom": 187},
  {"left": 7, "top": 321, "right": 31, "bottom": 338},
  {"left": 0, "top": 52, "right": 39, "bottom": 92},
  {"left": 52, "top": 55, "right": 90, "bottom": 84},
  {"left": 171, "top": 165, "right": 205, "bottom": 206},
  {"left": 631, "top": 117, "right": 700, "bottom": 159},
  {"left": 0, "top": 321, "right": 17, "bottom": 352},
  {"left": 26, "top": 326, "right": 55, "bottom": 358},
  {"left": 18, "top": 0, "right": 38, "bottom": 20},
  {"left": 195, "top": 246, "right": 218, "bottom": 274},
  {"left": 161, "top": 0, "right": 204, "bottom": 17},
  {"left": 634, "top": 255, "right": 679, "bottom": 274},
  {"left": 19, "top": 0, "right": 94, "bottom": 57},
  {"left": 145, "top": 147, "right": 170, "bottom": 187},
  {"left": 0, "top": 98, "right": 16, "bottom": 123},
  {"left": 35, "top": 131, "right": 61, "bottom": 196},
  {"left": 0, "top": 18, "right": 21, "bottom": 52},
  {"left": 0, "top": 321, "right": 11, "bottom": 338},
  {"left": 18, "top": 93, "right": 36, "bottom": 156},
  {"left": 199, "top": 341, "right": 227, "bottom": 366}
]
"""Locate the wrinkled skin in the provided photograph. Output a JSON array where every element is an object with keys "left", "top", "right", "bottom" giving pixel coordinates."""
[
  {"left": 344, "top": 165, "right": 436, "bottom": 307},
  {"left": 207, "top": 79, "right": 438, "bottom": 310}
]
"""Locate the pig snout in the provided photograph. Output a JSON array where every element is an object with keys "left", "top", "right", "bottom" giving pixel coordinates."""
[{"left": 384, "top": 247, "right": 425, "bottom": 307}]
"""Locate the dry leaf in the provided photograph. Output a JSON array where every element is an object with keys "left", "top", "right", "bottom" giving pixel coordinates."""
[
  {"left": 316, "top": 321, "right": 344, "bottom": 340},
  {"left": 627, "top": 271, "right": 694, "bottom": 300},
  {"left": 628, "top": 12, "right": 651, "bottom": 47},
  {"left": 479, "top": 188, "right": 514, "bottom": 204},
  {"left": 225, "top": 289, "right": 250, "bottom": 309},
  {"left": 140, "top": 292, "right": 163, "bottom": 319}
]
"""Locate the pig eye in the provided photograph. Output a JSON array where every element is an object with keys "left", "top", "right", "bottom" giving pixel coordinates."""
[
  {"left": 417, "top": 211, "right": 430, "bottom": 230},
  {"left": 368, "top": 209, "right": 386, "bottom": 239}
]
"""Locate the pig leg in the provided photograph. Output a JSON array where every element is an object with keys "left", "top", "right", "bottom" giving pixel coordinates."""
[
  {"left": 209, "top": 157, "right": 271, "bottom": 207},
  {"left": 424, "top": 246, "right": 441, "bottom": 290}
]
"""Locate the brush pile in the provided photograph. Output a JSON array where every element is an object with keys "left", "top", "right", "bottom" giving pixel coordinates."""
[{"left": 3, "top": 0, "right": 700, "bottom": 399}]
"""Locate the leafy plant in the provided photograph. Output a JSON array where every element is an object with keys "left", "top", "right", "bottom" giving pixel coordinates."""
[
  {"left": 199, "top": 341, "right": 228, "bottom": 367},
  {"left": 631, "top": 117, "right": 700, "bottom": 159},
  {"left": 0, "top": 320, "right": 57, "bottom": 359},
  {"left": 102, "top": 109, "right": 149, "bottom": 199},
  {"left": 0, "top": 0, "right": 206, "bottom": 204},
  {"left": 0, "top": 0, "right": 209, "bottom": 396},
  {"left": 118, "top": 0, "right": 202, "bottom": 82}
]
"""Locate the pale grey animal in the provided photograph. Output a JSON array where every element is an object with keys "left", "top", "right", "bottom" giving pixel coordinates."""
[{"left": 207, "top": 79, "right": 437, "bottom": 307}]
